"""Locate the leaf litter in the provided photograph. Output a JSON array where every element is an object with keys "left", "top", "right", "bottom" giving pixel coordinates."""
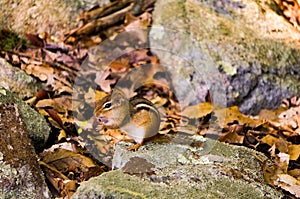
[{"left": 1, "top": 1, "right": 300, "bottom": 198}]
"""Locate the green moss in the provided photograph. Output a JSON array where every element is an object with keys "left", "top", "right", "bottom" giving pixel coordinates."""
[
  {"left": 73, "top": 167, "right": 282, "bottom": 199},
  {"left": 217, "top": 61, "right": 237, "bottom": 75},
  {"left": 74, "top": 134, "right": 283, "bottom": 198},
  {"left": 0, "top": 87, "right": 50, "bottom": 150},
  {"left": 0, "top": 28, "right": 28, "bottom": 50}
]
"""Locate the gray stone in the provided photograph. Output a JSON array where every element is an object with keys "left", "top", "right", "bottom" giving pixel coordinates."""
[
  {"left": 0, "top": 58, "right": 44, "bottom": 99},
  {"left": 0, "top": 103, "right": 51, "bottom": 198},
  {"left": 72, "top": 134, "right": 283, "bottom": 198},
  {"left": 0, "top": 87, "right": 50, "bottom": 150},
  {"left": 149, "top": 0, "right": 300, "bottom": 115},
  {"left": 0, "top": 0, "right": 110, "bottom": 39}
]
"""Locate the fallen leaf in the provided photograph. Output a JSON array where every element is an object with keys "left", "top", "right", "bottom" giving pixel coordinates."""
[
  {"left": 274, "top": 174, "right": 300, "bottom": 198},
  {"left": 181, "top": 102, "right": 213, "bottom": 118},
  {"left": 22, "top": 63, "right": 54, "bottom": 81},
  {"left": 215, "top": 106, "right": 263, "bottom": 128},
  {"left": 261, "top": 135, "right": 288, "bottom": 153},
  {"left": 218, "top": 124, "right": 244, "bottom": 144},
  {"left": 95, "top": 69, "right": 116, "bottom": 93},
  {"left": 288, "top": 144, "right": 300, "bottom": 161},
  {"left": 289, "top": 169, "right": 300, "bottom": 179},
  {"left": 41, "top": 148, "right": 100, "bottom": 171}
]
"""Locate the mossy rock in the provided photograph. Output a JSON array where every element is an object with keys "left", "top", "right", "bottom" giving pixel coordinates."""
[
  {"left": 72, "top": 134, "right": 283, "bottom": 198},
  {"left": 149, "top": 0, "right": 300, "bottom": 114},
  {"left": 0, "top": 87, "right": 50, "bottom": 151}
]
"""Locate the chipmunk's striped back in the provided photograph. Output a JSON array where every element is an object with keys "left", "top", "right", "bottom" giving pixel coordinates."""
[{"left": 95, "top": 91, "right": 161, "bottom": 149}]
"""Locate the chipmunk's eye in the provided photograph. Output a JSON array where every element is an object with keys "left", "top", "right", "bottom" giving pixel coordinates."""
[{"left": 103, "top": 102, "right": 112, "bottom": 109}]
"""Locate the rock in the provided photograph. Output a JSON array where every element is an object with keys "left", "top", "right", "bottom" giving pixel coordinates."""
[
  {"left": 0, "top": 58, "right": 44, "bottom": 99},
  {"left": 0, "top": 87, "right": 50, "bottom": 151},
  {"left": 0, "top": 103, "right": 51, "bottom": 198},
  {"left": 149, "top": 0, "right": 300, "bottom": 115},
  {"left": 0, "top": 0, "right": 110, "bottom": 39},
  {"left": 72, "top": 134, "right": 283, "bottom": 198}
]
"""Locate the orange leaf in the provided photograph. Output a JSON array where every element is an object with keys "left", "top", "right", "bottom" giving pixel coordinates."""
[
  {"left": 288, "top": 145, "right": 300, "bottom": 161},
  {"left": 181, "top": 102, "right": 213, "bottom": 118}
]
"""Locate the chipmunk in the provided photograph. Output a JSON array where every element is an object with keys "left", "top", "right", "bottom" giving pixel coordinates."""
[{"left": 94, "top": 90, "right": 161, "bottom": 150}]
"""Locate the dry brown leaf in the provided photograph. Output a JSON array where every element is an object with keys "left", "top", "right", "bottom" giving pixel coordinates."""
[
  {"left": 124, "top": 12, "right": 151, "bottom": 44},
  {"left": 36, "top": 96, "right": 72, "bottom": 113},
  {"left": 21, "top": 63, "right": 54, "bottom": 81},
  {"left": 110, "top": 49, "right": 159, "bottom": 73},
  {"left": 275, "top": 0, "right": 300, "bottom": 31},
  {"left": 261, "top": 135, "right": 289, "bottom": 153},
  {"left": 63, "top": 180, "right": 78, "bottom": 197},
  {"left": 218, "top": 124, "right": 244, "bottom": 144},
  {"left": 46, "top": 109, "right": 64, "bottom": 126},
  {"left": 95, "top": 69, "right": 117, "bottom": 93},
  {"left": 289, "top": 169, "right": 300, "bottom": 179},
  {"left": 258, "top": 108, "right": 285, "bottom": 121},
  {"left": 103, "top": 128, "right": 130, "bottom": 144},
  {"left": 36, "top": 99, "right": 55, "bottom": 108},
  {"left": 215, "top": 106, "right": 263, "bottom": 128},
  {"left": 58, "top": 129, "right": 67, "bottom": 141},
  {"left": 261, "top": 135, "right": 278, "bottom": 146},
  {"left": 218, "top": 130, "right": 244, "bottom": 144},
  {"left": 42, "top": 148, "right": 98, "bottom": 169},
  {"left": 54, "top": 96, "right": 73, "bottom": 111},
  {"left": 181, "top": 102, "right": 213, "bottom": 118},
  {"left": 288, "top": 144, "right": 300, "bottom": 161},
  {"left": 44, "top": 49, "right": 58, "bottom": 62},
  {"left": 274, "top": 174, "right": 300, "bottom": 198},
  {"left": 25, "top": 33, "right": 45, "bottom": 47},
  {"left": 11, "top": 54, "right": 20, "bottom": 64},
  {"left": 109, "top": 57, "right": 131, "bottom": 72},
  {"left": 39, "top": 161, "right": 75, "bottom": 198},
  {"left": 20, "top": 56, "right": 29, "bottom": 64},
  {"left": 41, "top": 165, "right": 68, "bottom": 185},
  {"left": 52, "top": 83, "right": 73, "bottom": 94}
]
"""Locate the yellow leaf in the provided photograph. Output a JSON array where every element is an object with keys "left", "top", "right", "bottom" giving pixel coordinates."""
[
  {"left": 42, "top": 148, "right": 97, "bottom": 168},
  {"left": 258, "top": 109, "right": 281, "bottom": 121},
  {"left": 181, "top": 102, "right": 213, "bottom": 118},
  {"left": 289, "top": 145, "right": 300, "bottom": 161},
  {"left": 58, "top": 129, "right": 67, "bottom": 141},
  {"left": 261, "top": 134, "right": 278, "bottom": 146},
  {"left": 215, "top": 106, "right": 263, "bottom": 128},
  {"left": 95, "top": 90, "right": 108, "bottom": 102}
]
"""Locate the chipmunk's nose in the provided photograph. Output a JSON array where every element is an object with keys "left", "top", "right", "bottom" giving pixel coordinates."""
[{"left": 98, "top": 116, "right": 109, "bottom": 124}]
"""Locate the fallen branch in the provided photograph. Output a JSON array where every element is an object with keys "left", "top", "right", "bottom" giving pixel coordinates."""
[{"left": 65, "top": 0, "right": 156, "bottom": 41}]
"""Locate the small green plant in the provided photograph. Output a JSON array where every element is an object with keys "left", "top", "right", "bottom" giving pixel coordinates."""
[{"left": 0, "top": 28, "right": 28, "bottom": 51}]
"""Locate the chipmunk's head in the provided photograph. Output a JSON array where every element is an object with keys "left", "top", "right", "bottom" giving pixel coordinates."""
[{"left": 95, "top": 91, "right": 130, "bottom": 128}]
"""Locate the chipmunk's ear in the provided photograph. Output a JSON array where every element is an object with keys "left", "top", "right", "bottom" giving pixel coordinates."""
[{"left": 112, "top": 92, "right": 126, "bottom": 106}]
